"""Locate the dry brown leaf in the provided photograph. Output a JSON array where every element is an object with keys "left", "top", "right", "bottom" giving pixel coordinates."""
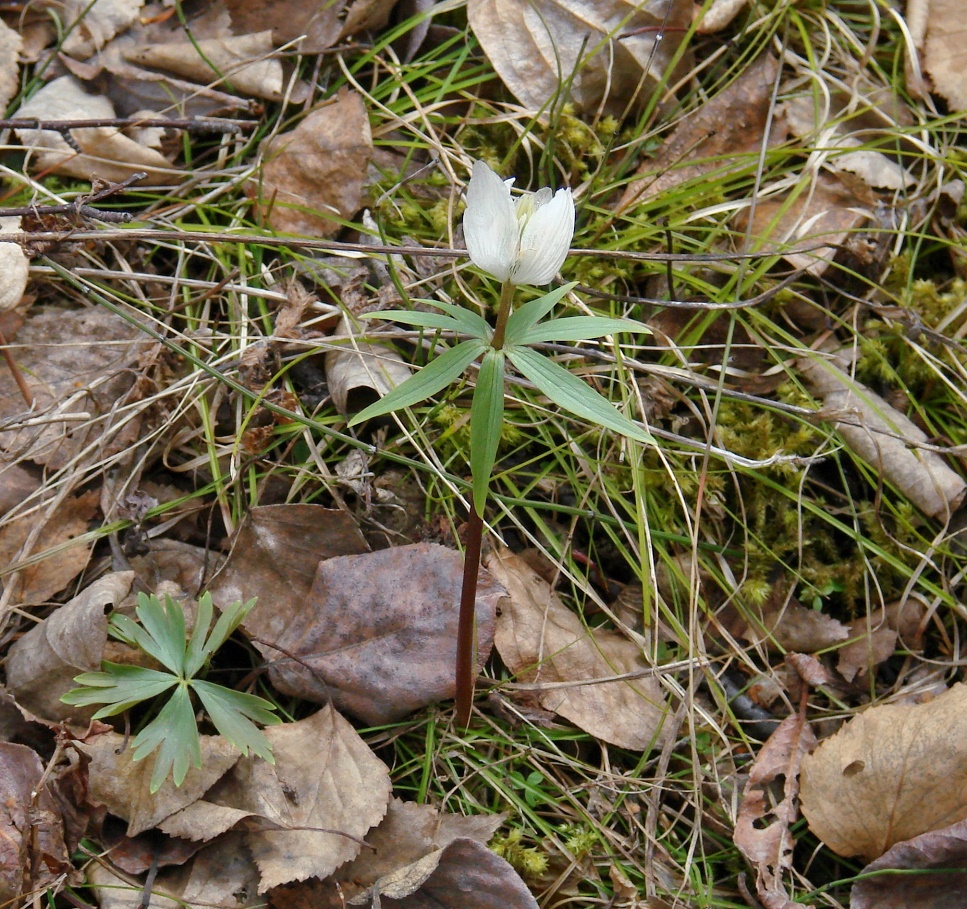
[
  {"left": 0, "top": 743, "right": 72, "bottom": 903},
  {"left": 6, "top": 572, "right": 133, "bottom": 722},
  {"left": 921, "top": 0, "right": 967, "bottom": 111},
  {"left": 0, "top": 466, "right": 39, "bottom": 520},
  {"left": 50, "top": 0, "right": 145, "bottom": 57},
  {"left": 325, "top": 313, "right": 412, "bottom": 417},
  {"left": 800, "top": 683, "right": 967, "bottom": 862},
  {"left": 125, "top": 31, "right": 284, "bottom": 101},
  {"left": 0, "top": 489, "right": 100, "bottom": 608},
  {"left": 735, "top": 171, "right": 874, "bottom": 276},
  {"left": 0, "top": 306, "right": 145, "bottom": 470},
  {"left": 836, "top": 598, "right": 926, "bottom": 683},
  {"left": 851, "top": 817, "right": 967, "bottom": 909},
  {"left": 734, "top": 714, "right": 817, "bottom": 909},
  {"left": 468, "top": 0, "right": 692, "bottom": 117},
  {"left": 245, "top": 543, "right": 502, "bottom": 724},
  {"left": 0, "top": 21, "right": 23, "bottom": 113},
  {"left": 89, "top": 832, "right": 262, "bottom": 909},
  {"left": 256, "top": 88, "right": 372, "bottom": 238},
  {"left": 225, "top": 0, "right": 346, "bottom": 52},
  {"left": 799, "top": 348, "right": 967, "bottom": 518},
  {"left": 14, "top": 75, "right": 180, "bottom": 184},
  {"left": 620, "top": 53, "right": 782, "bottom": 210},
  {"left": 488, "top": 547, "right": 668, "bottom": 751},
  {"left": 163, "top": 706, "right": 391, "bottom": 891},
  {"left": 80, "top": 731, "right": 241, "bottom": 837},
  {"left": 731, "top": 598, "right": 850, "bottom": 654},
  {"left": 209, "top": 504, "right": 370, "bottom": 637}
]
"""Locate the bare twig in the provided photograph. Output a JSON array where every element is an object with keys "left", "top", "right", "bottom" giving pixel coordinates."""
[
  {"left": 1, "top": 115, "right": 255, "bottom": 133},
  {"left": 0, "top": 172, "right": 148, "bottom": 222}
]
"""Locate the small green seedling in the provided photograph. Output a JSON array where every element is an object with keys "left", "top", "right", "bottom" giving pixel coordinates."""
[{"left": 63, "top": 591, "right": 280, "bottom": 792}]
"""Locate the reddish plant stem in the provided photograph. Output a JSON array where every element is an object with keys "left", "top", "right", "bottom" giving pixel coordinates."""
[
  {"left": 0, "top": 328, "right": 33, "bottom": 407},
  {"left": 455, "top": 504, "right": 484, "bottom": 726}
]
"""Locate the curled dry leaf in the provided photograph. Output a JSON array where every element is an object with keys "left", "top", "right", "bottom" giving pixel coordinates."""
[
  {"left": 800, "top": 683, "right": 967, "bottom": 862},
  {"left": 920, "top": 0, "right": 967, "bottom": 111},
  {"left": 799, "top": 348, "right": 967, "bottom": 518},
  {"left": 696, "top": 0, "right": 749, "bottom": 33},
  {"left": 0, "top": 20, "right": 22, "bottom": 113},
  {"left": 89, "top": 832, "right": 263, "bottom": 909},
  {"left": 487, "top": 547, "right": 669, "bottom": 751},
  {"left": 467, "top": 0, "right": 692, "bottom": 117},
  {"left": 79, "top": 731, "right": 241, "bottom": 838},
  {"left": 0, "top": 306, "right": 145, "bottom": 470},
  {"left": 161, "top": 706, "right": 392, "bottom": 892},
  {"left": 0, "top": 743, "right": 72, "bottom": 904},
  {"left": 734, "top": 714, "right": 817, "bottom": 909},
  {"left": 256, "top": 88, "right": 372, "bottom": 238},
  {"left": 726, "top": 597, "right": 850, "bottom": 654},
  {"left": 0, "top": 218, "right": 28, "bottom": 315},
  {"left": 52, "top": 0, "right": 144, "bottom": 57},
  {"left": 14, "top": 75, "right": 179, "bottom": 184},
  {"left": 836, "top": 598, "right": 926, "bottom": 683},
  {"left": 224, "top": 0, "right": 345, "bottom": 53},
  {"left": 125, "top": 31, "right": 284, "bottom": 101},
  {"left": 5, "top": 572, "right": 133, "bottom": 720},
  {"left": 246, "top": 543, "right": 501, "bottom": 724},
  {"left": 325, "top": 313, "right": 413, "bottom": 417},
  {"left": 851, "top": 817, "right": 967, "bottom": 909}
]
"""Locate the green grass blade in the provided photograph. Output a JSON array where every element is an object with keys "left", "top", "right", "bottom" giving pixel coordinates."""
[
  {"left": 502, "top": 282, "right": 578, "bottom": 347},
  {"left": 470, "top": 348, "right": 506, "bottom": 514},
  {"left": 516, "top": 316, "right": 644, "bottom": 345},
  {"left": 349, "top": 338, "right": 486, "bottom": 425},
  {"left": 507, "top": 347, "right": 654, "bottom": 444}
]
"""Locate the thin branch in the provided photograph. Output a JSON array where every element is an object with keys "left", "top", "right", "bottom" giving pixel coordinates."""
[
  {"left": 0, "top": 172, "right": 147, "bottom": 222},
  {"left": 1, "top": 116, "right": 255, "bottom": 133}
]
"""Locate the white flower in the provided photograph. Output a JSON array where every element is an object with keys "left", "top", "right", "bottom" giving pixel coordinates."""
[{"left": 463, "top": 159, "right": 575, "bottom": 286}]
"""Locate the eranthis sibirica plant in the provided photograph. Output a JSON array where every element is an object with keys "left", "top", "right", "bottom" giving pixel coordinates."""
[{"left": 350, "top": 159, "right": 652, "bottom": 725}]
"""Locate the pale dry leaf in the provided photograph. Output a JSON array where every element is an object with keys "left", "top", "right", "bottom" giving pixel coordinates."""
[
  {"left": 921, "top": 0, "right": 967, "bottom": 111},
  {"left": 256, "top": 88, "right": 372, "bottom": 238},
  {"left": 88, "top": 832, "right": 263, "bottom": 909},
  {"left": 0, "top": 20, "right": 23, "bottom": 113},
  {"left": 0, "top": 218, "right": 28, "bottom": 314},
  {"left": 0, "top": 490, "right": 100, "bottom": 610},
  {"left": 125, "top": 31, "right": 284, "bottom": 101},
  {"left": 6, "top": 572, "right": 134, "bottom": 722},
  {"left": 488, "top": 547, "right": 668, "bottom": 751},
  {"left": 851, "top": 817, "right": 967, "bottom": 909},
  {"left": 468, "top": 0, "right": 692, "bottom": 117},
  {"left": 800, "top": 683, "right": 967, "bottom": 862},
  {"left": 247, "top": 543, "right": 502, "bottom": 724},
  {"left": 236, "top": 705, "right": 391, "bottom": 891},
  {"left": 79, "top": 731, "right": 241, "bottom": 837},
  {"left": 799, "top": 347, "right": 967, "bottom": 518},
  {"left": 326, "top": 313, "right": 412, "bottom": 417},
  {"left": 620, "top": 53, "right": 783, "bottom": 209},
  {"left": 734, "top": 714, "right": 817, "bottom": 909},
  {"left": 0, "top": 306, "right": 145, "bottom": 470},
  {"left": 51, "top": 0, "right": 145, "bottom": 57},
  {"left": 0, "top": 743, "right": 71, "bottom": 903},
  {"left": 14, "top": 75, "right": 180, "bottom": 184},
  {"left": 696, "top": 0, "right": 749, "bottom": 33}
]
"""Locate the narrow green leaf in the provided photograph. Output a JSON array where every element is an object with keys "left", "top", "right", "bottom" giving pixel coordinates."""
[
  {"left": 193, "top": 680, "right": 277, "bottom": 763},
  {"left": 507, "top": 347, "right": 654, "bottom": 445},
  {"left": 363, "top": 299, "right": 490, "bottom": 338},
  {"left": 360, "top": 310, "right": 467, "bottom": 333},
  {"left": 502, "top": 282, "right": 578, "bottom": 347},
  {"left": 517, "top": 316, "right": 644, "bottom": 345},
  {"left": 184, "top": 591, "right": 215, "bottom": 678},
  {"left": 470, "top": 349, "right": 505, "bottom": 514},
  {"left": 348, "top": 338, "right": 486, "bottom": 425}
]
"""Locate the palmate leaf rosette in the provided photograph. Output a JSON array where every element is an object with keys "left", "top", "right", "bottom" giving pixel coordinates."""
[
  {"left": 63, "top": 591, "right": 280, "bottom": 793},
  {"left": 348, "top": 282, "right": 654, "bottom": 513}
]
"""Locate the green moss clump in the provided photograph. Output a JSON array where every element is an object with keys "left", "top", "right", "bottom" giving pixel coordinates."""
[{"left": 490, "top": 829, "right": 549, "bottom": 877}]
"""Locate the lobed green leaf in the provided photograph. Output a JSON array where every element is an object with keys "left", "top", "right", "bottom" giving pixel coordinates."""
[
  {"left": 133, "top": 593, "right": 187, "bottom": 675},
  {"left": 192, "top": 680, "right": 277, "bottom": 763},
  {"left": 131, "top": 684, "right": 202, "bottom": 792},
  {"left": 62, "top": 664, "right": 176, "bottom": 715}
]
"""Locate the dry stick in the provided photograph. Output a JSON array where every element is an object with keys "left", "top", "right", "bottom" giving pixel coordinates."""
[
  {"left": 0, "top": 171, "right": 148, "bottom": 221},
  {"left": 455, "top": 505, "right": 484, "bottom": 727},
  {"left": 0, "top": 116, "right": 254, "bottom": 133},
  {"left": 0, "top": 327, "right": 33, "bottom": 407}
]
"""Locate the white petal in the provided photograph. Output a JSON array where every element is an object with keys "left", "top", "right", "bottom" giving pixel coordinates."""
[
  {"left": 511, "top": 187, "right": 575, "bottom": 285},
  {"left": 463, "top": 160, "right": 517, "bottom": 282}
]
